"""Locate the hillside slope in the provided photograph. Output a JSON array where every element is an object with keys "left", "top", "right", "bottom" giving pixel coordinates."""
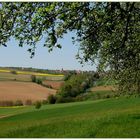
[
  {"left": 0, "top": 97, "right": 139, "bottom": 138},
  {"left": 0, "top": 81, "right": 56, "bottom": 102}
]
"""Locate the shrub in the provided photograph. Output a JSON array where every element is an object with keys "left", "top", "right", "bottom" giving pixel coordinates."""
[
  {"left": 34, "top": 101, "right": 42, "bottom": 109},
  {"left": 58, "top": 73, "right": 93, "bottom": 98},
  {"left": 55, "top": 96, "right": 65, "bottom": 103},
  {"left": 25, "top": 100, "right": 32, "bottom": 105},
  {"left": 14, "top": 100, "right": 23, "bottom": 106},
  {"left": 55, "top": 96, "right": 75, "bottom": 103},
  {"left": 31, "top": 75, "right": 43, "bottom": 85},
  {"left": 48, "top": 94, "right": 56, "bottom": 104},
  {"left": 31, "top": 75, "right": 36, "bottom": 82},
  {"left": 36, "top": 78, "right": 42, "bottom": 85},
  {"left": 11, "top": 70, "right": 17, "bottom": 75}
]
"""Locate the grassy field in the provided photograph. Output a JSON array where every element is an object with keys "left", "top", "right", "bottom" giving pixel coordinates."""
[
  {"left": 0, "top": 68, "right": 139, "bottom": 138},
  {"left": 0, "top": 97, "right": 139, "bottom": 138},
  {"left": 0, "top": 72, "right": 31, "bottom": 82}
]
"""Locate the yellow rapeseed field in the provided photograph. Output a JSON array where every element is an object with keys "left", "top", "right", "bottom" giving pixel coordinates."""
[
  {"left": 0, "top": 69, "right": 10, "bottom": 73},
  {"left": 0, "top": 69, "right": 64, "bottom": 77}
]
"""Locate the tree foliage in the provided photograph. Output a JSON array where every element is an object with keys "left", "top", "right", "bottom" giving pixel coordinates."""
[
  {"left": 0, "top": 2, "right": 140, "bottom": 93},
  {"left": 58, "top": 73, "right": 95, "bottom": 97}
]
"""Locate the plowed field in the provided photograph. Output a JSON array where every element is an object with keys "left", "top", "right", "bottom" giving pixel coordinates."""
[
  {"left": 43, "top": 80, "right": 64, "bottom": 90},
  {"left": 0, "top": 81, "right": 56, "bottom": 102}
]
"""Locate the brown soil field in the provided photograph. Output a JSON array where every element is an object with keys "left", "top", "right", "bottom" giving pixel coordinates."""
[
  {"left": 90, "top": 85, "right": 116, "bottom": 91},
  {"left": 43, "top": 80, "right": 64, "bottom": 90},
  {"left": 0, "top": 81, "right": 56, "bottom": 102}
]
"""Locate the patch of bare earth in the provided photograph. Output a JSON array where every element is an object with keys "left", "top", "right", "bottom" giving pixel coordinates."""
[
  {"left": 0, "top": 81, "right": 56, "bottom": 102},
  {"left": 43, "top": 80, "right": 64, "bottom": 90},
  {"left": 91, "top": 85, "right": 116, "bottom": 91}
]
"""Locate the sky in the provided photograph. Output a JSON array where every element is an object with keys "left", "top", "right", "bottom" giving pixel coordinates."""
[{"left": 0, "top": 32, "right": 97, "bottom": 71}]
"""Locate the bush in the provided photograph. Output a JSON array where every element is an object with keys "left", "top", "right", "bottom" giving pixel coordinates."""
[
  {"left": 25, "top": 100, "right": 32, "bottom": 105},
  {"left": 11, "top": 70, "right": 17, "bottom": 75},
  {"left": 55, "top": 96, "right": 75, "bottom": 103},
  {"left": 31, "top": 75, "right": 36, "bottom": 82},
  {"left": 55, "top": 96, "right": 65, "bottom": 103},
  {"left": 31, "top": 75, "right": 43, "bottom": 85},
  {"left": 34, "top": 101, "right": 42, "bottom": 109},
  {"left": 36, "top": 78, "right": 42, "bottom": 85},
  {"left": 14, "top": 100, "right": 23, "bottom": 106},
  {"left": 58, "top": 73, "right": 93, "bottom": 98},
  {"left": 48, "top": 94, "right": 56, "bottom": 104}
]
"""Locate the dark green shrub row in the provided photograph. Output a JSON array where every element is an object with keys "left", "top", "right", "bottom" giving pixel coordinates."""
[
  {"left": 55, "top": 96, "right": 74, "bottom": 103},
  {"left": 0, "top": 101, "right": 14, "bottom": 107},
  {"left": 0, "top": 100, "right": 23, "bottom": 107},
  {"left": 0, "top": 99, "right": 34, "bottom": 107},
  {"left": 46, "top": 91, "right": 122, "bottom": 105},
  {"left": 47, "top": 94, "right": 75, "bottom": 104}
]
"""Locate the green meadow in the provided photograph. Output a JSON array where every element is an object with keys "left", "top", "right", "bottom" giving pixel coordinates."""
[{"left": 0, "top": 97, "right": 140, "bottom": 138}]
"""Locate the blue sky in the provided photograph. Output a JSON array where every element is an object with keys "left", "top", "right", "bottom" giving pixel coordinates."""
[{"left": 0, "top": 32, "right": 96, "bottom": 71}]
